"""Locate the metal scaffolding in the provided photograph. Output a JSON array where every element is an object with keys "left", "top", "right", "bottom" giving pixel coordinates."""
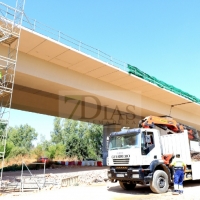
[{"left": 0, "top": 0, "right": 25, "bottom": 183}]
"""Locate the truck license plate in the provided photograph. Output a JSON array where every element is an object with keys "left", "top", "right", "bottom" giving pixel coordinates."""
[
  {"left": 132, "top": 174, "right": 139, "bottom": 178},
  {"left": 116, "top": 174, "right": 124, "bottom": 177}
]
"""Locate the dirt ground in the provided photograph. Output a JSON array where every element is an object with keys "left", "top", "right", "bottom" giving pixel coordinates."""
[{"left": 1, "top": 166, "right": 200, "bottom": 200}]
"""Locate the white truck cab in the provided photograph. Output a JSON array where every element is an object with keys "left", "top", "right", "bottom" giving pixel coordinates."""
[{"left": 107, "top": 127, "right": 200, "bottom": 193}]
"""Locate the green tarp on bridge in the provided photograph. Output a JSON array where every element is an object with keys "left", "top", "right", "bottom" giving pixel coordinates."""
[{"left": 127, "top": 64, "right": 200, "bottom": 104}]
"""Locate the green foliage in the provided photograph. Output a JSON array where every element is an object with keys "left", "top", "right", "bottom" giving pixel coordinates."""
[
  {"left": 65, "top": 134, "right": 89, "bottom": 160},
  {"left": 8, "top": 146, "right": 28, "bottom": 158},
  {"left": 0, "top": 116, "right": 103, "bottom": 165},
  {"left": 35, "top": 131, "right": 66, "bottom": 160},
  {"left": 46, "top": 145, "right": 57, "bottom": 159},
  {"left": 0, "top": 124, "right": 38, "bottom": 159},
  {"left": 87, "top": 124, "right": 103, "bottom": 160},
  {"left": 33, "top": 144, "right": 44, "bottom": 159},
  {"left": 51, "top": 118, "right": 63, "bottom": 144},
  {"left": 39, "top": 134, "right": 50, "bottom": 151},
  {"left": 45, "top": 143, "right": 66, "bottom": 159},
  {"left": 51, "top": 117, "right": 103, "bottom": 160},
  {"left": 0, "top": 122, "right": 7, "bottom": 137},
  {"left": 8, "top": 124, "right": 38, "bottom": 150},
  {"left": 35, "top": 135, "right": 52, "bottom": 157},
  {"left": 5, "top": 141, "right": 14, "bottom": 158},
  {"left": 0, "top": 141, "right": 14, "bottom": 158},
  {"left": 55, "top": 143, "right": 66, "bottom": 158}
]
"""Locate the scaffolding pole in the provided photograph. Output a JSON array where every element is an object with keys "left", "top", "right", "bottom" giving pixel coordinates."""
[{"left": 0, "top": 0, "right": 25, "bottom": 186}]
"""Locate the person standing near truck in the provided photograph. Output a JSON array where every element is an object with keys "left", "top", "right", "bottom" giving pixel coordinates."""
[{"left": 169, "top": 154, "right": 186, "bottom": 195}]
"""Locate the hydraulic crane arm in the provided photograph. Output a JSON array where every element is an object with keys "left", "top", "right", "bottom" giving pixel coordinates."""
[{"left": 139, "top": 116, "right": 199, "bottom": 141}]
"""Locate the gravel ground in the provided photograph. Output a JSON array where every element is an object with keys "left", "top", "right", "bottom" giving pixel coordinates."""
[{"left": 1, "top": 166, "right": 200, "bottom": 200}]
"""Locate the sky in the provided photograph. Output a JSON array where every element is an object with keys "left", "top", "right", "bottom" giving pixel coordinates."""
[{"left": 3, "top": 0, "right": 200, "bottom": 141}]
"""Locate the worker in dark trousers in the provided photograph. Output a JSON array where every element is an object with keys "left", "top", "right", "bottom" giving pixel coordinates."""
[{"left": 169, "top": 154, "right": 186, "bottom": 195}]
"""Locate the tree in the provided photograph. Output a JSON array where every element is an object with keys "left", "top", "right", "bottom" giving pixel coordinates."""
[
  {"left": 8, "top": 146, "right": 28, "bottom": 158},
  {"left": 39, "top": 134, "right": 51, "bottom": 152},
  {"left": 51, "top": 118, "right": 63, "bottom": 144},
  {"left": 65, "top": 133, "right": 89, "bottom": 160},
  {"left": 47, "top": 144, "right": 57, "bottom": 160},
  {"left": 33, "top": 144, "right": 44, "bottom": 159},
  {"left": 0, "top": 121, "right": 11, "bottom": 158},
  {"left": 0, "top": 122, "right": 7, "bottom": 138},
  {"left": 0, "top": 141, "right": 14, "bottom": 158},
  {"left": 87, "top": 124, "right": 103, "bottom": 160},
  {"left": 55, "top": 143, "right": 66, "bottom": 158},
  {"left": 61, "top": 119, "right": 75, "bottom": 145},
  {"left": 44, "top": 143, "right": 66, "bottom": 160},
  {"left": 8, "top": 124, "right": 38, "bottom": 150},
  {"left": 50, "top": 117, "right": 103, "bottom": 160}
]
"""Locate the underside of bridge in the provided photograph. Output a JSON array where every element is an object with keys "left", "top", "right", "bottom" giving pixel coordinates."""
[
  {"left": 8, "top": 27, "right": 200, "bottom": 129},
  {"left": 1, "top": 27, "right": 200, "bottom": 165}
]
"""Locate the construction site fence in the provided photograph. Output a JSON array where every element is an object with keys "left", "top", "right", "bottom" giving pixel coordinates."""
[{"left": 56, "top": 160, "right": 103, "bottom": 167}]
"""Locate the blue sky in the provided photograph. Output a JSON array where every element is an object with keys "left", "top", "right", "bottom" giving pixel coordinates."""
[{"left": 4, "top": 0, "right": 200, "bottom": 141}]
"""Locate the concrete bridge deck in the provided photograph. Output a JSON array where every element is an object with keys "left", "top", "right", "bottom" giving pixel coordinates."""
[{"left": 3, "top": 26, "right": 198, "bottom": 131}]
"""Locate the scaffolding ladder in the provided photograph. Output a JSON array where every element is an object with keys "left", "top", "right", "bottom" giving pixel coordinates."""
[{"left": 0, "top": 0, "right": 25, "bottom": 183}]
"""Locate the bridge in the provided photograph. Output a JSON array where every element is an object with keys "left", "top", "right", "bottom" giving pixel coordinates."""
[
  {"left": 1, "top": 2, "right": 200, "bottom": 165},
  {"left": 10, "top": 26, "right": 200, "bottom": 126}
]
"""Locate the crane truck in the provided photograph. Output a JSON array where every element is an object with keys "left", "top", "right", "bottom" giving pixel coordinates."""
[{"left": 107, "top": 116, "right": 200, "bottom": 194}]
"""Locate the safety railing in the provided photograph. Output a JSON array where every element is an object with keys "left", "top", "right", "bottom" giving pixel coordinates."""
[
  {"left": 21, "top": 16, "right": 128, "bottom": 71},
  {"left": 0, "top": 1, "right": 128, "bottom": 71},
  {"left": 1, "top": 4, "right": 128, "bottom": 71}
]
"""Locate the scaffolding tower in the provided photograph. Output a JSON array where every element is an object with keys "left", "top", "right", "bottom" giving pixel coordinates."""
[{"left": 0, "top": 0, "right": 25, "bottom": 182}]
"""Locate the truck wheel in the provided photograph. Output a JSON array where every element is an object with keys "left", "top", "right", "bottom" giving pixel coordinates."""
[
  {"left": 119, "top": 181, "right": 136, "bottom": 190},
  {"left": 150, "top": 170, "right": 169, "bottom": 194}
]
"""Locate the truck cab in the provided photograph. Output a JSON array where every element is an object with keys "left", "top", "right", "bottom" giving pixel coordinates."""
[{"left": 107, "top": 128, "right": 172, "bottom": 193}]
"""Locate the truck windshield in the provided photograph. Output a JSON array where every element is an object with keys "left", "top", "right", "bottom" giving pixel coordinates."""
[{"left": 109, "top": 134, "right": 140, "bottom": 150}]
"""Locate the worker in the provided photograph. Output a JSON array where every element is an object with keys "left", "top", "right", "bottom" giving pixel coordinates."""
[{"left": 169, "top": 154, "right": 186, "bottom": 195}]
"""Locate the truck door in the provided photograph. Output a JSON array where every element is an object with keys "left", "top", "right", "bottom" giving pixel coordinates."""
[{"left": 141, "top": 131, "right": 156, "bottom": 165}]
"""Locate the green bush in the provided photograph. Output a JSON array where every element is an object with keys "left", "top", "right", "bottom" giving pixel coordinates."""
[{"left": 8, "top": 147, "right": 28, "bottom": 158}]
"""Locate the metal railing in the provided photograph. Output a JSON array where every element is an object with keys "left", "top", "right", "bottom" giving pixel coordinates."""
[
  {"left": 9, "top": 11, "right": 127, "bottom": 71},
  {"left": 0, "top": 1, "right": 128, "bottom": 71},
  {"left": 22, "top": 16, "right": 128, "bottom": 71}
]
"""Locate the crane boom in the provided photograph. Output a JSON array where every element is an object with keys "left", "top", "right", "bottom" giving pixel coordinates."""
[{"left": 139, "top": 115, "right": 199, "bottom": 141}]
